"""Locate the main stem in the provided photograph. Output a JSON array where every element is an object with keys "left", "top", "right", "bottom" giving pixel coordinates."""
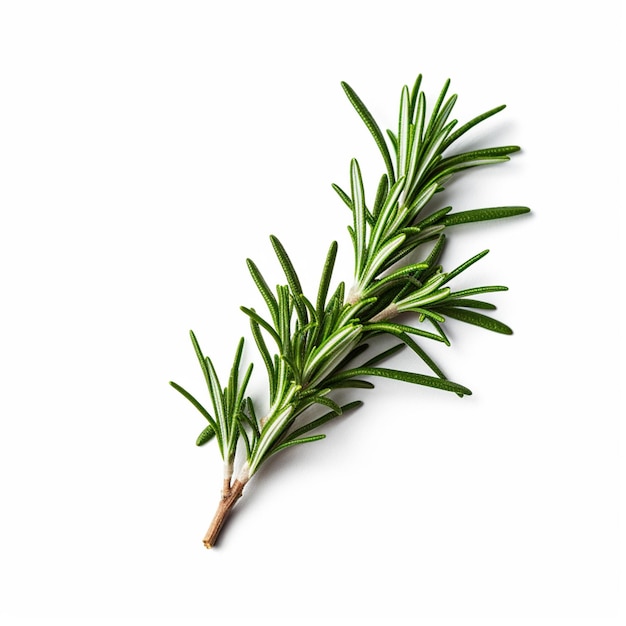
[{"left": 203, "top": 479, "right": 246, "bottom": 548}]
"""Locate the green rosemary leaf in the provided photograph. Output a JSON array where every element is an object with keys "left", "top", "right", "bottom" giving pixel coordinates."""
[
  {"left": 414, "top": 206, "right": 453, "bottom": 228},
  {"left": 366, "top": 176, "right": 406, "bottom": 256},
  {"left": 169, "top": 381, "right": 217, "bottom": 429},
  {"left": 196, "top": 424, "right": 216, "bottom": 446},
  {"left": 350, "top": 159, "right": 367, "bottom": 275},
  {"left": 441, "top": 206, "right": 530, "bottom": 226},
  {"left": 429, "top": 318, "right": 450, "bottom": 346},
  {"left": 412, "top": 308, "right": 446, "bottom": 323},
  {"left": 303, "top": 324, "right": 362, "bottom": 384},
  {"left": 365, "top": 321, "right": 446, "bottom": 343},
  {"left": 244, "top": 397, "right": 261, "bottom": 438},
  {"left": 246, "top": 259, "right": 279, "bottom": 323},
  {"left": 270, "top": 434, "right": 327, "bottom": 456},
  {"left": 425, "top": 78, "right": 451, "bottom": 142},
  {"left": 437, "top": 306, "right": 513, "bottom": 334},
  {"left": 277, "top": 285, "right": 294, "bottom": 359},
  {"left": 372, "top": 174, "right": 389, "bottom": 219},
  {"left": 189, "top": 330, "right": 210, "bottom": 390},
  {"left": 366, "top": 326, "right": 447, "bottom": 378},
  {"left": 280, "top": 353, "right": 301, "bottom": 385},
  {"left": 442, "top": 250, "right": 490, "bottom": 284},
  {"left": 447, "top": 285, "right": 508, "bottom": 298},
  {"left": 234, "top": 362, "right": 254, "bottom": 417},
  {"left": 286, "top": 400, "right": 364, "bottom": 442},
  {"left": 327, "top": 366, "right": 471, "bottom": 395},
  {"left": 170, "top": 381, "right": 223, "bottom": 455},
  {"left": 442, "top": 104, "right": 507, "bottom": 150},
  {"left": 408, "top": 74, "right": 422, "bottom": 118},
  {"left": 427, "top": 93, "right": 457, "bottom": 143},
  {"left": 414, "top": 92, "right": 426, "bottom": 155},
  {"left": 321, "top": 281, "right": 346, "bottom": 337},
  {"left": 328, "top": 379, "right": 375, "bottom": 389},
  {"left": 227, "top": 338, "right": 245, "bottom": 406},
  {"left": 341, "top": 81, "right": 395, "bottom": 184},
  {"left": 406, "top": 121, "right": 455, "bottom": 200},
  {"left": 204, "top": 355, "right": 227, "bottom": 439},
  {"left": 397, "top": 86, "right": 411, "bottom": 178},
  {"left": 440, "top": 297, "right": 497, "bottom": 310},
  {"left": 331, "top": 183, "right": 352, "bottom": 209},
  {"left": 392, "top": 234, "right": 445, "bottom": 304},
  {"left": 386, "top": 128, "right": 398, "bottom": 153},
  {"left": 361, "top": 342, "right": 405, "bottom": 367},
  {"left": 361, "top": 263, "right": 429, "bottom": 299},
  {"left": 334, "top": 342, "right": 370, "bottom": 370},
  {"left": 249, "top": 319, "right": 275, "bottom": 395},
  {"left": 359, "top": 232, "right": 406, "bottom": 287},
  {"left": 436, "top": 146, "right": 520, "bottom": 172},
  {"left": 424, "top": 233, "right": 446, "bottom": 268},
  {"left": 429, "top": 157, "right": 511, "bottom": 186},
  {"left": 240, "top": 306, "right": 282, "bottom": 349},
  {"left": 309, "top": 394, "right": 343, "bottom": 415},
  {"left": 239, "top": 421, "right": 252, "bottom": 459},
  {"left": 270, "top": 235, "right": 302, "bottom": 295}
]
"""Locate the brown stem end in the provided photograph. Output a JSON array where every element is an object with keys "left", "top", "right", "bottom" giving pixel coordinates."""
[{"left": 202, "top": 479, "right": 245, "bottom": 549}]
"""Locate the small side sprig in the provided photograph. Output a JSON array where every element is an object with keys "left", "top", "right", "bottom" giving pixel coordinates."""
[{"left": 170, "top": 333, "right": 253, "bottom": 495}]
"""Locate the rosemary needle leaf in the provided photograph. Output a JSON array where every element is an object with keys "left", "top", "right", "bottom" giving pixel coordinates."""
[
  {"left": 240, "top": 306, "right": 282, "bottom": 348},
  {"left": 189, "top": 330, "right": 210, "bottom": 389},
  {"left": 366, "top": 322, "right": 445, "bottom": 343},
  {"left": 270, "top": 434, "right": 327, "bottom": 456},
  {"left": 448, "top": 285, "right": 508, "bottom": 298},
  {"left": 331, "top": 183, "right": 352, "bottom": 209},
  {"left": 246, "top": 259, "right": 279, "bottom": 322},
  {"left": 169, "top": 381, "right": 217, "bottom": 429},
  {"left": 436, "top": 146, "right": 520, "bottom": 171},
  {"left": 415, "top": 206, "right": 453, "bottom": 228},
  {"left": 442, "top": 104, "right": 507, "bottom": 150},
  {"left": 409, "top": 74, "right": 422, "bottom": 116},
  {"left": 426, "top": 79, "right": 450, "bottom": 133},
  {"left": 350, "top": 159, "right": 367, "bottom": 275},
  {"left": 309, "top": 394, "right": 343, "bottom": 415},
  {"left": 290, "top": 401, "right": 365, "bottom": 442},
  {"left": 328, "top": 367, "right": 472, "bottom": 396},
  {"left": 442, "top": 206, "right": 530, "bottom": 226},
  {"left": 250, "top": 318, "right": 275, "bottom": 388},
  {"left": 270, "top": 235, "right": 303, "bottom": 297},
  {"left": 443, "top": 250, "right": 490, "bottom": 284},
  {"left": 372, "top": 174, "right": 389, "bottom": 219},
  {"left": 386, "top": 129, "right": 398, "bottom": 153},
  {"left": 361, "top": 343, "right": 406, "bottom": 367},
  {"left": 329, "top": 379, "right": 375, "bottom": 389},
  {"left": 316, "top": 241, "right": 338, "bottom": 315},
  {"left": 437, "top": 307, "right": 513, "bottom": 334},
  {"left": 341, "top": 81, "right": 395, "bottom": 184},
  {"left": 196, "top": 424, "right": 216, "bottom": 446},
  {"left": 441, "top": 297, "right": 497, "bottom": 310},
  {"left": 369, "top": 328, "right": 448, "bottom": 379}
]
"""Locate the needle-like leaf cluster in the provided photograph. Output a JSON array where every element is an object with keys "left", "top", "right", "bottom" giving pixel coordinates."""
[{"left": 171, "top": 75, "right": 529, "bottom": 487}]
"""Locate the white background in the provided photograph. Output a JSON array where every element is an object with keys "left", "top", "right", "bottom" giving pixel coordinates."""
[{"left": 0, "top": 1, "right": 623, "bottom": 625}]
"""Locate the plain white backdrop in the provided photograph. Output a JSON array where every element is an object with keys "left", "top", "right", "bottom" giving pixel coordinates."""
[{"left": 0, "top": 1, "right": 623, "bottom": 625}]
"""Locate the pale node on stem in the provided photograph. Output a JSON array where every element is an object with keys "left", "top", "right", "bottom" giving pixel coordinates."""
[
  {"left": 237, "top": 462, "right": 250, "bottom": 484},
  {"left": 347, "top": 284, "right": 361, "bottom": 305},
  {"left": 370, "top": 303, "right": 399, "bottom": 323}
]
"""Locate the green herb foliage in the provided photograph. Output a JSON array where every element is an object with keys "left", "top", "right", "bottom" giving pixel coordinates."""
[{"left": 171, "top": 75, "right": 528, "bottom": 495}]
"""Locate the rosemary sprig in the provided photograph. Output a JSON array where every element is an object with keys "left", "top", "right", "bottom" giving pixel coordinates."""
[{"left": 170, "top": 75, "right": 529, "bottom": 548}]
